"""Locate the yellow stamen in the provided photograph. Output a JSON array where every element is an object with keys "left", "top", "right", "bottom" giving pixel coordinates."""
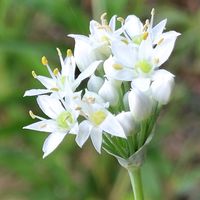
[
  {"left": 142, "top": 32, "right": 148, "bottom": 40},
  {"left": 113, "top": 63, "right": 123, "bottom": 70},
  {"left": 157, "top": 38, "right": 164, "bottom": 45},
  {"left": 50, "top": 88, "right": 59, "bottom": 92},
  {"left": 151, "top": 8, "right": 155, "bottom": 17},
  {"left": 143, "top": 19, "right": 150, "bottom": 32},
  {"left": 29, "top": 110, "right": 36, "bottom": 119},
  {"left": 101, "top": 12, "right": 108, "bottom": 25},
  {"left": 75, "top": 106, "right": 82, "bottom": 111},
  {"left": 56, "top": 48, "right": 62, "bottom": 56},
  {"left": 41, "top": 56, "right": 48, "bottom": 65},
  {"left": 67, "top": 49, "right": 73, "bottom": 57},
  {"left": 87, "top": 97, "right": 95, "bottom": 104},
  {"left": 117, "top": 17, "right": 124, "bottom": 24},
  {"left": 53, "top": 68, "right": 59, "bottom": 76},
  {"left": 121, "top": 38, "right": 128, "bottom": 44},
  {"left": 154, "top": 58, "right": 159, "bottom": 65},
  {"left": 32, "top": 71, "right": 37, "bottom": 78},
  {"left": 40, "top": 124, "right": 47, "bottom": 128}
]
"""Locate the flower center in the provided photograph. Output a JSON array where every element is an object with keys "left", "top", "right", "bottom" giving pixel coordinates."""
[
  {"left": 132, "top": 32, "right": 148, "bottom": 45},
  {"left": 90, "top": 110, "right": 107, "bottom": 126},
  {"left": 135, "top": 60, "right": 152, "bottom": 73},
  {"left": 56, "top": 111, "right": 74, "bottom": 130}
]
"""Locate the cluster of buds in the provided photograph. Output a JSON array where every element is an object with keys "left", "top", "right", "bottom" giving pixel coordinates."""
[{"left": 24, "top": 9, "right": 180, "bottom": 165}]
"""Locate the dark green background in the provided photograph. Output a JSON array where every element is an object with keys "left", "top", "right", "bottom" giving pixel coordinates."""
[{"left": 0, "top": 0, "right": 200, "bottom": 199}]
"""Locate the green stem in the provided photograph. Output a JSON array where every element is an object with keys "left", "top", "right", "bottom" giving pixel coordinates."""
[{"left": 127, "top": 166, "right": 144, "bottom": 200}]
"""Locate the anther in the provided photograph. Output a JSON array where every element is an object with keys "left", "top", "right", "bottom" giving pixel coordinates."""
[
  {"left": 117, "top": 17, "right": 124, "bottom": 24},
  {"left": 112, "top": 63, "right": 123, "bottom": 70},
  {"left": 50, "top": 88, "right": 59, "bottom": 92},
  {"left": 101, "top": 12, "right": 108, "bottom": 25},
  {"left": 41, "top": 56, "right": 48, "bottom": 65},
  {"left": 157, "top": 38, "right": 164, "bottom": 45},
  {"left": 56, "top": 48, "right": 62, "bottom": 56},
  {"left": 53, "top": 68, "right": 59, "bottom": 76},
  {"left": 151, "top": 8, "right": 155, "bottom": 17},
  {"left": 142, "top": 32, "right": 149, "bottom": 40},
  {"left": 154, "top": 58, "right": 159, "bottom": 65},
  {"left": 143, "top": 19, "right": 150, "bottom": 31},
  {"left": 32, "top": 71, "right": 37, "bottom": 78},
  {"left": 29, "top": 110, "right": 36, "bottom": 119},
  {"left": 75, "top": 106, "right": 82, "bottom": 111},
  {"left": 67, "top": 49, "right": 73, "bottom": 57}
]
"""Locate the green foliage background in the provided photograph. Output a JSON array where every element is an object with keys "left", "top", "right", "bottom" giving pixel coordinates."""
[{"left": 0, "top": 0, "right": 200, "bottom": 199}]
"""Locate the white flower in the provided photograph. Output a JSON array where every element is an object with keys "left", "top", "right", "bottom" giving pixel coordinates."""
[
  {"left": 104, "top": 10, "right": 180, "bottom": 84},
  {"left": 109, "top": 30, "right": 179, "bottom": 78},
  {"left": 98, "top": 79, "right": 119, "bottom": 107},
  {"left": 116, "top": 112, "right": 136, "bottom": 136},
  {"left": 128, "top": 88, "right": 153, "bottom": 121},
  {"left": 24, "top": 49, "right": 101, "bottom": 98},
  {"left": 87, "top": 74, "right": 104, "bottom": 93},
  {"left": 123, "top": 9, "right": 167, "bottom": 45},
  {"left": 67, "top": 35, "right": 98, "bottom": 71},
  {"left": 69, "top": 13, "right": 122, "bottom": 71},
  {"left": 151, "top": 69, "right": 175, "bottom": 105},
  {"left": 23, "top": 95, "right": 79, "bottom": 158},
  {"left": 75, "top": 103, "right": 126, "bottom": 153}
]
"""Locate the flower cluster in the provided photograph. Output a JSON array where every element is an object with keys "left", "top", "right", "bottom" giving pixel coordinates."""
[{"left": 24, "top": 9, "right": 180, "bottom": 160}]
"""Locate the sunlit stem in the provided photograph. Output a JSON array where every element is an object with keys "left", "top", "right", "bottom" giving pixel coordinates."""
[{"left": 127, "top": 166, "right": 144, "bottom": 200}]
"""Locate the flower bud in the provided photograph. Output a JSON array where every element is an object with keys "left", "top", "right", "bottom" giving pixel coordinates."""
[
  {"left": 87, "top": 75, "right": 104, "bottom": 93},
  {"left": 116, "top": 112, "right": 136, "bottom": 136},
  {"left": 99, "top": 80, "right": 119, "bottom": 107},
  {"left": 128, "top": 89, "right": 153, "bottom": 121},
  {"left": 151, "top": 69, "right": 175, "bottom": 105},
  {"left": 68, "top": 35, "right": 96, "bottom": 71}
]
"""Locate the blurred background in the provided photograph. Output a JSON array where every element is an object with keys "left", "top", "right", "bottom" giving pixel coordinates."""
[{"left": 0, "top": 0, "right": 200, "bottom": 199}]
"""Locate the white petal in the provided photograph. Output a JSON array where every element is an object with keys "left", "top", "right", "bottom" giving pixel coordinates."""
[
  {"left": 42, "top": 132, "right": 67, "bottom": 158},
  {"left": 23, "top": 120, "right": 57, "bottom": 132},
  {"left": 151, "top": 69, "right": 175, "bottom": 104},
  {"left": 72, "top": 60, "right": 101, "bottom": 90},
  {"left": 153, "top": 31, "right": 180, "bottom": 66},
  {"left": 151, "top": 19, "right": 167, "bottom": 42},
  {"left": 89, "top": 20, "right": 99, "bottom": 35},
  {"left": 75, "top": 120, "right": 93, "bottom": 147},
  {"left": 131, "top": 78, "right": 151, "bottom": 92},
  {"left": 69, "top": 122, "right": 79, "bottom": 135},
  {"left": 104, "top": 56, "right": 136, "bottom": 81},
  {"left": 98, "top": 79, "right": 119, "bottom": 106},
  {"left": 124, "top": 15, "right": 143, "bottom": 37},
  {"left": 87, "top": 74, "right": 104, "bottom": 93},
  {"left": 90, "top": 127, "right": 103, "bottom": 153},
  {"left": 68, "top": 34, "right": 97, "bottom": 71},
  {"left": 62, "top": 54, "right": 76, "bottom": 84},
  {"left": 100, "top": 113, "right": 126, "bottom": 138},
  {"left": 152, "top": 69, "right": 175, "bottom": 80},
  {"left": 128, "top": 89, "right": 153, "bottom": 121},
  {"left": 109, "top": 15, "right": 117, "bottom": 31},
  {"left": 36, "top": 76, "right": 56, "bottom": 89},
  {"left": 139, "top": 37, "right": 153, "bottom": 61},
  {"left": 116, "top": 112, "right": 136, "bottom": 136},
  {"left": 37, "top": 95, "right": 65, "bottom": 119},
  {"left": 24, "top": 89, "right": 50, "bottom": 97},
  {"left": 111, "top": 40, "right": 137, "bottom": 67}
]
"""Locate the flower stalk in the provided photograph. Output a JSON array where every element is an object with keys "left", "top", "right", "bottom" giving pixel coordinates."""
[{"left": 127, "top": 166, "right": 144, "bottom": 200}]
